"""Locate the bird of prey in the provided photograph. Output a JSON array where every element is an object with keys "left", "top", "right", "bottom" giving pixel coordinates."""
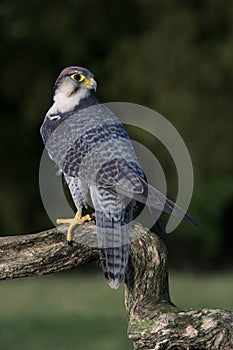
[{"left": 40, "top": 66, "right": 195, "bottom": 289}]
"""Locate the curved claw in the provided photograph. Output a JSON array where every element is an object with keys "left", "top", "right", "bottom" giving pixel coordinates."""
[{"left": 56, "top": 211, "right": 94, "bottom": 243}]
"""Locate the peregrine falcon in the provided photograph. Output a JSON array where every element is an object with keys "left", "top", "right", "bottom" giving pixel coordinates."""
[{"left": 40, "top": 66, "right": 195, "bottom": 289}]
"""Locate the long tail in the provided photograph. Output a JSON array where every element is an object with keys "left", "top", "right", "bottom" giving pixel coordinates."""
[
  {"left": 95, "top": 208, "right": 131, "bottom": 289},
  {"left": 99, "top": 245, "right": 130, "bottom": 289}
]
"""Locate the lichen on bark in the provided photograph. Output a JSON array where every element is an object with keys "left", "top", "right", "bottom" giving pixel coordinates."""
[{"left": 0, "top": 222, "right": 232, "bottom": 349}]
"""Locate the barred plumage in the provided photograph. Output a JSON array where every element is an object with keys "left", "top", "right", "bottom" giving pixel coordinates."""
[{"left": 40, "top": 66, "right": 195, "bottom": 289}]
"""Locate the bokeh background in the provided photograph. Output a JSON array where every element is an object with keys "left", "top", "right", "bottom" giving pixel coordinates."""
[{"left": 0, "top": 1, "right": 232, "bottom": 349}]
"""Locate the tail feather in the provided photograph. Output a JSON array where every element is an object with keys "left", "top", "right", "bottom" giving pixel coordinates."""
[
  {"left": 96, "top": 209, "right": 131, "bottom": 289},
  {"left": 99, "top": 245, "right": 130, "bottom": 289}
]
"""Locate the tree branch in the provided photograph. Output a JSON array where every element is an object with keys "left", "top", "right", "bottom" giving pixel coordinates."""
[
  {"left": 0, "top": 223, "right": 232, "bottom": 349},
  {"left": 0, "top": 224, "right": 97, "bottom": 279}
]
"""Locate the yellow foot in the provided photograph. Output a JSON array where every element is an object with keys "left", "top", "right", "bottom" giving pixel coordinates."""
[{"left": 56, "top": 211, "right": 92, "bottom": 244}]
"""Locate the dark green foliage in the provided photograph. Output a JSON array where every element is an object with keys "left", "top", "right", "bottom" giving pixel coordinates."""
[
  {"left": 0, "top": 0, "right": 232, "bottom": 268},
  {"left": 167, "top": 179, "right": 233, "bottom": 270}
]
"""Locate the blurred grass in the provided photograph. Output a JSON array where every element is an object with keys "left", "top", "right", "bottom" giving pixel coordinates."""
[
  {"left": 0, "top": 268, "right": 131, "bottom": 350},
  {"left": 170, "top": 271, "right": 233, "bottom": 310},
  {"left": 0, "top": 268, "right": 232, "bottom": 350}
]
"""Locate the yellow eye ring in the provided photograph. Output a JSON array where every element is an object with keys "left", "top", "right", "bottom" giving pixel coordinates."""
[{"left": 70, "top": 73, "right": 85, "bottom": 83}]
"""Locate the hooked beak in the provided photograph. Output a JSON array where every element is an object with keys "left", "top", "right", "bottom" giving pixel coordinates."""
[{"left": 81, "top": 77, "right": 97, "bottom": 91}]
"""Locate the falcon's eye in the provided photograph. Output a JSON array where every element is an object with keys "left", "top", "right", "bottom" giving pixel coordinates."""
[{"left": 70, "top": 73, "right": 85, "bottom": 83}]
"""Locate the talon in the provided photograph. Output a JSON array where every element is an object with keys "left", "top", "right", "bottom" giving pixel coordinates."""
[
  {"left": 90, "top": 213, "right": 96, "bottom": 222},
  {"left": 81, "top": 214, "right": 93, "bottom": 222},
  {"left": 67, "top": 240, "right": 73, "bottom": 246},
  {"left": 56, "top": 211, "right": 94, "bottom": 242}
]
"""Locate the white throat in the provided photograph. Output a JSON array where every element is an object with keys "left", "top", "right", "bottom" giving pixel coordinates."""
[{"left": 46, "top": 87, "right": 90, "bottom": 118}]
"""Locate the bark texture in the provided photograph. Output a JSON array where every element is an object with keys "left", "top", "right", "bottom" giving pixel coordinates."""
[{"left": 0, "top": 223, "right": 232, "bottom": 350}]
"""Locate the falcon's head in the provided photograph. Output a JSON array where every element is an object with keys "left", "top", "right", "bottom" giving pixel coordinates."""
[{"left": 53, "top": 66, "right": 97, "bottom": 102}]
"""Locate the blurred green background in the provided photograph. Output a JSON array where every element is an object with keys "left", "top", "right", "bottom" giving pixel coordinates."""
[{"left": 0, "top": 0, "right": 232, "bottom": 349}]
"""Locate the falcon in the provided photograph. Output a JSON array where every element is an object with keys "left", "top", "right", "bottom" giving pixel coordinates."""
[{"left": 40, "top": 66, "right": 195, "bottom": 289}]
